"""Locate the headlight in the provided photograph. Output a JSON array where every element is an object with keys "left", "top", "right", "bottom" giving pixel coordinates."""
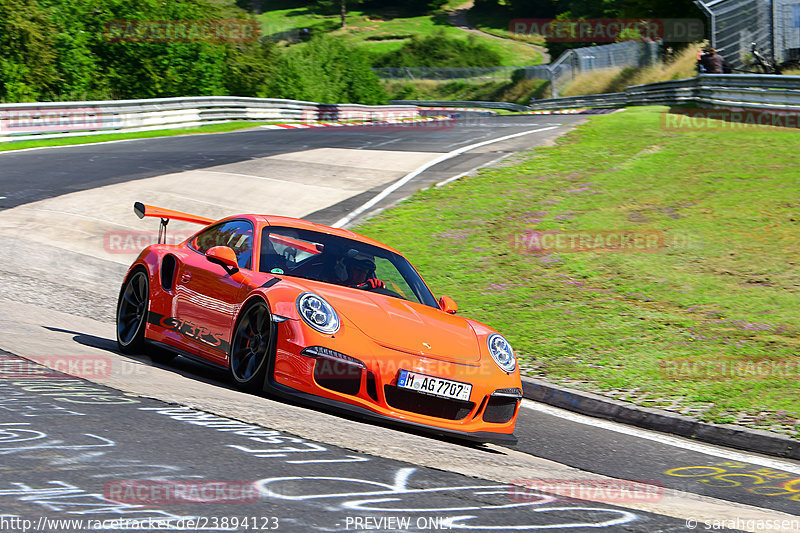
[
  {"left": 487, "top": 334, "right": 516, "bottom": 373},
  {"left": 297, "top": 293, "right": 340, "bottom": 334}
]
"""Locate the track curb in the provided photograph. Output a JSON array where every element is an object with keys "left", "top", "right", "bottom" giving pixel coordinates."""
[{"left": 521, "top": 377, "right": 800, "bottom": 460}]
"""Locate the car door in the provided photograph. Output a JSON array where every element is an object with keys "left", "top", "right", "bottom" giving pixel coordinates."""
[{"left": 173, "top": 219, "right": 255, "bottom": 364}]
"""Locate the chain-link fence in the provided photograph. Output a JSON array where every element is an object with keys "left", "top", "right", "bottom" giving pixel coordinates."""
[
  {"left": 372, "top": 66, "right": 521, "bottom": 81},
  {"left": 373, "top": 40, "right": 659, "bottom": 97},
  {"left": 517, "top": 41, "right": 659, "bottom": 96},
  {"left": 695, "top": 0, "right": 800, "bottom": 69}
]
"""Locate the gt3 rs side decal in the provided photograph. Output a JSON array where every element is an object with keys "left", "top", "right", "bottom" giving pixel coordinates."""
[{"left": 147, "top": 312, "right": 230, "bottom": 353}]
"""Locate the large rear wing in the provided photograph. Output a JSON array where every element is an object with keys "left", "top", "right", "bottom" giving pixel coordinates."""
[
  {"left": 133, "top": 202, "right": 215, "bottom": 226},
  {"left": 133, "top": 201, "right": 216, "bottom": 245}
]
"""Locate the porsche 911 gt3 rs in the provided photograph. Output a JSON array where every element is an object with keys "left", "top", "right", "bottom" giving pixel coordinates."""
[{"left": 117, "top": 202, "right": 522, "bottom": 443}]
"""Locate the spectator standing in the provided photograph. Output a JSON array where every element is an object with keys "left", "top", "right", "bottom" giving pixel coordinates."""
[
  {"left": 696, "top": 47, "right": 707, "bottom": 73},
  {"left": 703, "top": 48, "right": 726, "bottom": 74}
]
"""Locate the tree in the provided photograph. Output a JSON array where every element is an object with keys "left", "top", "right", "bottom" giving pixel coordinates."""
[
  {"left": 0, "top": 0, "right": 59, "bottom": 102},
  {"left": 268, "top": 34, "right": 385, "bottom": 104}
]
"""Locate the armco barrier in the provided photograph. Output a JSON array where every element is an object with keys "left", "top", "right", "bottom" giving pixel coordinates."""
[
  {"left": 0, "top": 96, "right": 419, "bottom": 140},
  {"left": 394, "top": 74, "right": 800, "bottom": 114},
  {"left": 5, "top": 74, "right": 799, "bottom": 141},
  {"left": 390, "top": 99, "right": 531, "bottom": 112},
  {"left": 529, "top": 73, "right": 800, "bottom": 110}
]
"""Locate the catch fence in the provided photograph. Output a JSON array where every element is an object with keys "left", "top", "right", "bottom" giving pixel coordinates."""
[
  {"left": 695, "top": 0, "right": 800, "bottom": 69},
  {"left": 373, "top": 40, "right": 660, "bottom": 97}
]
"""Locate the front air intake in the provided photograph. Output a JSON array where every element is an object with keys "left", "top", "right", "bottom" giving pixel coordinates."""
[{"left": 384, "top": 385, "right": 474, "bottom": 420}]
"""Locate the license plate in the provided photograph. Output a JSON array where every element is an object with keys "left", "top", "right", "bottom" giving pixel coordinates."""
[{"left": 397, "top": 370, "right": 472, "bottom": 401}]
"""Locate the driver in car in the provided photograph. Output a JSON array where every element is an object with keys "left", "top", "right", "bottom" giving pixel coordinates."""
[{"left": 338, "top": 252, "right": 385, "bottom": 290}]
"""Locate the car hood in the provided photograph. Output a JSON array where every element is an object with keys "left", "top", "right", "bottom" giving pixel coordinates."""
[{"left": 310, "top": 284, "right": 482, "bottom": 364}]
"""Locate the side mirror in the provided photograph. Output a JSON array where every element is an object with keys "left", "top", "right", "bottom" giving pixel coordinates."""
[
  {"left": 206, "top": 246, "right": 239, "bottom": 275},
  {"left": 438, "top": 296, "right": 458, "bottom": 315}
]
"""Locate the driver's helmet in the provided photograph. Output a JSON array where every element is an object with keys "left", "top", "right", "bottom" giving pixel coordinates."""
[
  {"left": 346, "top": 253, "right": 375, "bottom": 274},
  {"left": 335, "top": 250, "right": 376, "bottom": 283},
  {"left": 344, "top": 252, "right": 375, "bottom": 279}
]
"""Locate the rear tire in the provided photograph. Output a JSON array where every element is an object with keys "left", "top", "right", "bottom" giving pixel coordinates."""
[
  {"left": 116, "top": 268, "right": 177, "bottom": 363},
  {"left": 116, "top": 269, "right": 149, "bottom": 355},
  {"left": 229, "top": 299, "right": 273, "bottom": 391}
]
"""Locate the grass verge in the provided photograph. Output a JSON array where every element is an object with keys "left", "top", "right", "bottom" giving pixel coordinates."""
[
  {"left": 355, "top": 106, "right": 800, "bottom": 434},
  {"left": 0, "top": 122, "right": 270, "bottom": 152}
]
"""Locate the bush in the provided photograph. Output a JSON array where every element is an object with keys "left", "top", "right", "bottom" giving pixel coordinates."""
[
  {"left": 269, "top": 34, "right": 386, "bottom": 104},
  {"left": 374, "top": 29, "right": 503, "bottom": 68}
]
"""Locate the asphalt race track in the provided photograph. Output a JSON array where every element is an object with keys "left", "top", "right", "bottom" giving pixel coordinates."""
[{"left": 0, "top": 113, "right": 797, "bottom": 532}]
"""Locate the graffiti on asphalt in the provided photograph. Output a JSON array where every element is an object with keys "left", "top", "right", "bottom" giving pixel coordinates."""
[
  {"left": 256, "top": 467, "right": 638, "bottom": 530},
  {"left": 666, "top": 462, "right": 800, "bottom": 503},
  {"left": 141, "top": 407, "right": 370, "bottom": 465}
]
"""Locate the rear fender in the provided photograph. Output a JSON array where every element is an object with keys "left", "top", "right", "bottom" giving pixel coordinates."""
[{"left": 121, "top": 247, "right": 175, "bottom": 338}]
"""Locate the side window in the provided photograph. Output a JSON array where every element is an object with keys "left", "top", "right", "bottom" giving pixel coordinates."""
[
  {"left": 374, "top": 257, "right": 412, "bottom": 299},
  {"left": 260, "top": 229, "right": 324, "bottom": 274},
  {"left": 192, "top": 220, "right": 254, "bottom": 270}
]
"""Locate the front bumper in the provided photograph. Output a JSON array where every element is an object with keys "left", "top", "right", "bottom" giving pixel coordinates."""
[{"left": 267, "top": 319, "right": 521, "bottom": 443}]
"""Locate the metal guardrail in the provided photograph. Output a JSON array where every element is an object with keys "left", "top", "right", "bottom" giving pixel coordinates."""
[
  {"left": 523, "top": 93, "right": 627, "bottom": 109},
  {"left": 5, "top": 74, "right": 799, "bottom": 141},
  {"left": 389, "top": 100, "right": 530, "bottom": 112},
  {"left": 0, "top": 96, "right": 419, "bottom": 141},
  {"left": 529, "top": 74, "right": 800, "bottom": 110}
]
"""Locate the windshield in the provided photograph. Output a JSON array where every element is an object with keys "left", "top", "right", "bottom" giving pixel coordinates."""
[{"left": 259, "top": 227, "right": 438, "bottom": 308}]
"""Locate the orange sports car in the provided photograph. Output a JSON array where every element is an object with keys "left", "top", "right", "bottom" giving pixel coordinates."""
[{"left": 117, "top": 202, "right": 522, "bottom": 443}]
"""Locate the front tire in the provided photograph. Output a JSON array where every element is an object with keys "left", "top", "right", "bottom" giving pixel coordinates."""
[
  {"left": 116, "top": 269, "right": 149, "bottom": 354},
  {"left": 229, "top": 299, "right": 274, "bottom": 391}
]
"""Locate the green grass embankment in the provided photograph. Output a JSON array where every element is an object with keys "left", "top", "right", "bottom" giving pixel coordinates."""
[{"left": 356, "top": 106, "right": 800, "bottom": 434}]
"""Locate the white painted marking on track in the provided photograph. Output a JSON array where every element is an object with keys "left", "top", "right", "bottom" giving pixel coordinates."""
[
  {"left": 332, "top": 126, "right": 558, "bottom": 228},
  {"left": 435, "top": 152, "right": 515, "bottom": 188},
  {"left": 0, "top": 196, "right": 6, "bottom": 200},
  {"left": 357, "top": 137, "right": 403, "bottom": 150},
  {"left": 522, "top": 399, "right": 800, "bottom": 474}
]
